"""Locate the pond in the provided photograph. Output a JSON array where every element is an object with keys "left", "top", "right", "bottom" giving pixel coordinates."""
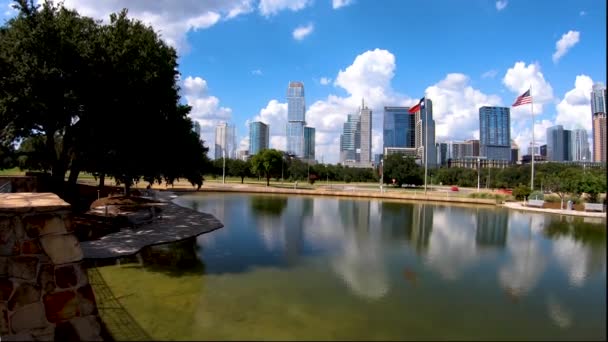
[{"left": 96, "top": 193, "right": 606, "bottom": 341}]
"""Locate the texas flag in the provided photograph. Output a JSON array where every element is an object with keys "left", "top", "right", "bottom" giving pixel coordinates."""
[{"left": 408, "top": 97, "right": 425, "bottom": 114}]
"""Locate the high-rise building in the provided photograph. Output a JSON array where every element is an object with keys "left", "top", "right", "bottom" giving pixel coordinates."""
[
  {"left": 540, "top": 144, "right": 547, "bottom": 157},
  {"left": 511, "top": 140, "right": 519, "bottom": 164},
  {"left": 249, "top": 121, "right": 269, "bottom": 155},
  {"left": 528, "top": 143, "right": 540, "bottom": 156},
  {"left": 340, "top": 114, "right": 361, "bottom": 163},
  {"left": 359, "top": 99, "right": 372, "bottom": 165},
  {"left": 287, "top": 81, "right": 306, "bottom": 158},
  {"left": 546, "top": 125, "right": 572, "bottom": 161},
  {"left": 572, "top": 128, "right": 591, "bottom": 161},
  {"left": 591, "top": 83, "right": 606, "bottom": 162},
  {"left": 415, "top": 98, "right": 436, "bottom": 167},
  {"left": 304, "top": 126, "right": 315, "bottom": 162},
  {"left": 436, "top": 142, "right": 448, "bottom": 166},
  {"left": 451, "top": 139, "right": 478, "bottom": 159},
  {"left": 215, "top": 122, "right": 236, "bottom": 160},
  {"left": 193, "top": 121, "right": 201, "bottom": 137},
  {"left": 383, "top": 106, "right": 415, "bottom": 149},
  {"left": 479, "top": 106, "right": 510, "bottom": 161}
]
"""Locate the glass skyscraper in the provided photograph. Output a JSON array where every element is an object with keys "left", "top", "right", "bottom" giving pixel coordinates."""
[
  {"left": 414, "top": 99, "right": 436, "bottom": 167},
  {"left": 572, "top": 128, "right": 591, "bottom": 161},
  {"left": 287, "top": 81, "right": 306, "bottom": 157},
  {"left": 591, "top": 83, "right": 606, "bottom": 162},
  {"left": 546, "top": 125, "right": 573, "bottom": 161},
  {"left": 340, "top": 114, "right": 361, "bottom": 163},
  {"left": 249, "top": 121, "right": 269, "bottom": 156},
  {"left": 479, "top": 106, "right": 510, "bottom": 161},
  {"left": 383, "top": 106, "right": 415, "bottom": 150},
  {"left": 215, "top": 122, "right": 236, "bottom": 160},
  {"left": 304, "top": 127, "right": 315, "bottom": 162}
]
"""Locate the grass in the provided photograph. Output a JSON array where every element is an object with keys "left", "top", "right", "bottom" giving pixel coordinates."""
[{"left": 0, "top": 167, "right": 24, "bottom": 176}]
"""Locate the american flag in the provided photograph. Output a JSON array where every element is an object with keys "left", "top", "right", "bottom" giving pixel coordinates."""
[{"left": 512, "top": 89, "right": 532, "bottom": 107}]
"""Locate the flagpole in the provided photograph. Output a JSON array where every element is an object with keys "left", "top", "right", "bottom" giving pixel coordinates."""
[
  {"left": 424, "top": 97, "right": 428, "bottom": 194},
  {"left": 530, "top": 84, "right": 534, "bottom": 190}
]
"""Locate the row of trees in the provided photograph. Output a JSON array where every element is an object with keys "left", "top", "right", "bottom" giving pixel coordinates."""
[{"left": 0, "top": 0, "right": 211, "bottom": 194}]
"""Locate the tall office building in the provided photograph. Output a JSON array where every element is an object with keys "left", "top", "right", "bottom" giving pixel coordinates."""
[
  {"left": 414, "top": 98, "right": 436, "bottom": 167},
  {"left": 304, "top": 126, "right": 316, "bottom": 162},
  {"left": 436, "top": 142, "right": 448, "bottom": 166},
  {"left": 591, "top": 83, "right": 606, "bottom": 162},
  {"left": 340, "top": 114, "right": 361, "bottom": 163},
  {"left": 383, "top": 106, "right": 415, "bottom": 150},
  {"left": 572, "top": 128, "right": 591, "bottom": 161},
  {"left": 359, "top": 99, "right": 372, "bottom": 165},
  {"left": 287, "top": 81, "right": 306, "bottom": 158},
  {"left": 249, "top": 121, "right": 269, "bottom": 155},
  {"left": 451, "top": 140, "right": 478, "bottom": 159},
  {"left": 215, "top": 122, "right": 236, "bottom": 160},
  {"left": 546, "top": 125, "right": 572, "bottom": 161},
  {"left": 193, "top": 121, "right": 201, "bottom": 137},
  {"left": 511, "top": 140, "right": 519, "bottom": 164},
  {"left": 479, "top": 106, "right": 510, "bottom": 161}
]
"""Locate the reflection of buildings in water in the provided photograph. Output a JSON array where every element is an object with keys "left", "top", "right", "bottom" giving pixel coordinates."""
[
  {"left": 425, "top": 206, "right": 478, "bottom": 280},
  {"left": 499, "top": 216, "right": 547, "bottom": 299},
  {"left": 410, "top": 204, "right": 434, "bottom": 253},
  {"left": 256, "top": 215, "right": 285, "bottom": 251},
  {"left": 380, "top": 201, "right": 414, "bottom": 242},
  {"left": 475, "top": 209, "right": 508, "bottom": 249}
]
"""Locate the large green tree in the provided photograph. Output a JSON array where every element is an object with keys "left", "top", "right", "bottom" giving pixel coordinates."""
[
  {"left": 250, "top": 149, "right": 283, "bottom": 186},
  {"left": 382, "top": 154, "right": 423, "bottom": 187}
]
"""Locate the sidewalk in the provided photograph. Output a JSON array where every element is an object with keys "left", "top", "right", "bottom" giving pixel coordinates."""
[{"left": 501, "top": 201, "right": 606, "bottom": 218}]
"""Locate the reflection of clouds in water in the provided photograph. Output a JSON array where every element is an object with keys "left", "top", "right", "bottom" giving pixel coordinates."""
[
  {"left": 256, "top": 215, "right": 285, "bottom": 251},
  {"left": 425, "top": 208, "right": 478, "bottom": 280},
  {"left": 552, "top": 236, "right": 606, "bottom": 288},
  {"left": 547, "top": 294, "right": 573, "bottom": 329},
  {"left": 499, "top": 215, "right": 546, "bottom": 297}
]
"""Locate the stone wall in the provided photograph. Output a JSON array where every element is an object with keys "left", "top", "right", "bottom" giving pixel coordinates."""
[
  {"left": 0, "top": 177, "right": 38, "bottom": 193},
  {"left": 0, "top": 193, "right": 102, "bottom": 341}
]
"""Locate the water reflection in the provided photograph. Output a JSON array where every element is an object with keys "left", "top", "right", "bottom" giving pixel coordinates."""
[
  {"left": 250, "top": 196, "right": 288, "bottom": 216},
  {"left": 476, "top": 209, "right": 508, "bottom": 249}
]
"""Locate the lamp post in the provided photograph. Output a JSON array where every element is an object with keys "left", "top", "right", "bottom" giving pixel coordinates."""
[
  {"left": 477, "top": 157, "right": 480, "bottom": 192},
  {"left": 380, "top": 158, "right": 384, "bottom": 193},
  {"left": 222, "top": 148, "right": 226, "bottom": 184}
]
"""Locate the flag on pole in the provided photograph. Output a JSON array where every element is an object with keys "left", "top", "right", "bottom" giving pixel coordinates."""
[
  {"left": 408, "top": 97, "right": 425, "bottom": 114},
  {"left": 512, "top": 89, "right": 532, "bottom": 107}
]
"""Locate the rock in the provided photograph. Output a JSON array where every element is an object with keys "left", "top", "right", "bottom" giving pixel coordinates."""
[
  {"left": 0, "top": 219, "right": 19, "bottom": 256},
  {"left": 39, "top": 234, "right": 83, "bottom": 265},
  {"left": 77, "top": 284, "right": 97, "bottom": 316},
  {"left": 0, "top": 256, "right": 9, "bottom": 276},
  {"left": 40, "top": 215, "right": 68, "bottom": 236},
  {"left": 43, "top": 290, "right": 79, "bottom": 323},
  {"left": 69, "top": 316, "right": 102, "bottom": 341},
  {"left": 0, "top": 278, "right": 14, "bottom": 301},
  {"left": 0, "top": 302, "right": 9, "bottom": 335},
  {"left": 30, "top": 325, "right": 55, "bottom": 341},
  {"left": 8, "top": 282, "right": 41, "bottom": 311},
  {"left": 10, "top": 302, "right": 48, "bottom": 333},
  {"left": 37, "top": 264, "right": 55, "bottom": 294},
  {"left": 20, "top": 240, "right": 43, "bottom": 255},
  {"left": 8, "top": 256, "right": 39, "bottom": 281},
  {"left": 0, "top": 332, "right": 35, "bottom": 341},
  {"left": 55, "top": 265, "right": 77, "bottom": 289}
]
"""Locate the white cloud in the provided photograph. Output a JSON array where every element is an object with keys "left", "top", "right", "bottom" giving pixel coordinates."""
[
  {"left": 320, "top": 77, "right": 332, "bottom": 85},
  {"left": 182, "top": 76, "right": 233, "bottom": 155},
  {"left": 253, "top": 100, "right": 288, "bottom": 150},
  {"left": 495, "top": 0, "right": 508, "bottom": 11},
  {"left": 292, "top": 22, "right": 314, "bottom": 41},
  {"left": 251, "top": 69, "right": 263, "bottom": 76},
  {"left": 555, "top": 75, "right": 593, "bottom": 132},
  {"left": 481, "top": 69, "right": 498, "bottom": 79},
  {"left": 332, "top": 0, "right": 354, "bottom": 9},
  {"left": 503, "top": 61, "right": 554, "bottom": 118},
  {"left": 258, "top": 0, "right": 312, "bottom": 17},
  {"left": 552, "top": 30, "right": 580, "bottom": 64},
  {"left": 426, "top": 73, "right": 502, "bottom": 142},
  {"left": 579, "top": 10, "right": 586, "bottom": 16},
  {"left": 239, "top": 136, "right": 250, "bottom": 151}
]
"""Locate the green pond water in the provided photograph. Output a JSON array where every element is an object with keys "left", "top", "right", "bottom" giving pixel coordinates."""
[{"left": 97, "top": 193, "right": 606, "bottom": 341}]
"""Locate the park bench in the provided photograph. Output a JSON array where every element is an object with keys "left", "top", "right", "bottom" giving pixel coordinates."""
[
  {"left": 527, "top": 199, "right": 545, "bottom": 208},
  {"left": 584, "top": 203, "right": 605, "bottom": 212}
]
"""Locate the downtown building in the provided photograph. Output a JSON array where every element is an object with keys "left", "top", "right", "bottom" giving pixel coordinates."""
[
  {"left": 591, "top": 83, "right": 606, "bottom": 162},
  {"left": 546, "top": 125, "right": 572, "bottom": 161},
  {"left": 479, "top": 106, "right": 511, "bottom": 161},
  {"left": 339, "top": 99, "right": 372, "bottom": 168},
  {"left": 383, "top": 106, "right": 417, "bottom": 162},
  {"left": 214, "top": 122, "right": 237, "bottom": 160},
  {"left": 572, "top": 128, "right": 591, "bottom": 162},
  {"left": 286, "top": 81, "right": 315, "bottom": 161},
  {"left": 249, "top": 121, "right": 269, "bottom": 156},
  {"left": 304, "top": 126, "right": 316, "bottom": 162},
  {"left": 414, "top": 98, "right": 436, "bottom": 168}
]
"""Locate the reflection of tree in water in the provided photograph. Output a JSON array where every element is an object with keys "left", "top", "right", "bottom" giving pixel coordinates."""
[
  {"left": 543, "top": 217, "right": 606, "bottom": 247},
  {"left": 475, "top": 209, "right": 508, "bottom": 249},
  {"left": 136, "top": 237, "right": 206, "bottom": 276},
  {"left": 380, "top": 202, "right": 414, "bottom": 242},
  {"left": 250, "top": 196, "right": 288, "bottom": 216}
]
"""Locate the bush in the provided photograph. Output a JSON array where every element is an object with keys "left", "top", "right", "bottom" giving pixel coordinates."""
[
  {"left": 512, "top": 185, "right": 531, "bottom": 200},
  {"left": 544, "top": 195, "right": 561, "bottom": 203},
  {"left": 529, "top": 191, "right": 544, "bottom": 200}
]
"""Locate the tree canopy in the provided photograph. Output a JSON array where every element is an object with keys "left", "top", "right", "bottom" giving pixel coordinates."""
[{"left": 250, "top": 149, "right": 283, "bottom": 186}]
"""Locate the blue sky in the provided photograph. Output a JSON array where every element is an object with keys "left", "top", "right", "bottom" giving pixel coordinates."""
[{"left": 3, "top": 0, "right": 606, "bottom": 162}]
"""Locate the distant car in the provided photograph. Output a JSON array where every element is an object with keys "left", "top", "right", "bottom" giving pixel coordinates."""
[{"left": 451, "top": 186, "right": 459, "bottom": 192}]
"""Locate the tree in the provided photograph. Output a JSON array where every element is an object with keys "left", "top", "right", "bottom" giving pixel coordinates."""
[
  {"left": 541, "top": 168, "right": 581, "bottom": 205},
  {"left": 577, "top": 171, "right": 606, "bottom": 203},
  {"left": 250, "top": 149, "right": 283, "bottom": 186},
  {"left": 228, "top": 159, "right": 251, "bottom": 184},
  {"left": 383, "top": 154, "right": 422, "bottom": 187}
]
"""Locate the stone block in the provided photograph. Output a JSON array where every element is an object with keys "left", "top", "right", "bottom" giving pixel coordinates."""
[
  {"left": 0, "top": 220, "right": 19, "bottom": 256},
  {"left": 76, "top": 284, "right": 97, "bottom": 316},
  {"left": 39, "top": 234, "right": 83, "bottom": 265},
  {"left": 37, "top": 264, "right": 55, "bottom": 294},
  {"left": 40, "top": 215, "right": 68, "bottom": 236},
  {"left": 0, "top": 331, "right": 35, "bottom": 341},
  {"left": 10, "top": 302, "right": 48, "bottom": 333},
  {"left": 1, "top": 301, "right": 9, "bottom": 335},
  {"left": 8, "top": 282, "right": 41, "bottom": 311},
  {"left": 20, "top": 239, "right": 43, "bottom": 255},
  {"left": 43, "top": 290, "right": 79, "bottom": 323},
  {"left": 55, "top": 265, "right": 77, "bottom": 289},
  {"left": 8, "top": 256, "right": 39, "bottom": 281},
  {"left": 31, "top": 325, "right": 55, "bottom": 341},
  {"left": 11, "top": 217, "right": 26, "bottom": 241},
  {"left": 73, "top": 262, "right": 89, "bottom": 287},
  {"left": 0, "top": 278, "right": 13, "bottom": 301},
  {"left": 62, "top": 214, "right": 74, "bottom": 233},
  {"left": 69, "top": 316, "right": 102, "bottom": 341},
  {"left": 21, "top": 214, "right": 47, "bottom": 239},
  {"left": 0, "top": 257, "right": 8, "bottom": 276}
]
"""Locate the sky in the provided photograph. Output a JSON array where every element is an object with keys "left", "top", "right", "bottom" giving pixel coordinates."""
[{"left": 2, "top": 0, "right": 606, "bottom": 163}]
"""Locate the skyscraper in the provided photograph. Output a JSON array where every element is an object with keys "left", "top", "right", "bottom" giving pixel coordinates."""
[
  {"left": 591, "top": 83, "right": 606, "bottom": 162},
  {"left": 249, "top": 121, "right": 269, "bottom": 155},
  {"left": 359, "top": 99, "right": 372, "bottom": 165},
  {"left": 383, "top": 106, "right": 415, "bottom": 150},
  {"left": 193, "top": 121, "right": 201, "bottom": 137},
  {"left": 572, "top": 128, "right": 591, "bottom": 161},
  {"left": 287, "top": 81, "right": 306, "bottom": 158},
  {"left": 340, "top": 114, "right": 361, "bottom": 163},
  {"left": 546, "top": 125, "right": 573, "bottom": 161},
  {"left": 479, "top": 106, "right": 510, "bottom": 161},
  {"left": 304, "top": 126, "right": 315, "bottom": 162},
  {"left": 215, "top": 122, "right": 236, "bottom": 160},
  {"left": 436, "top": 142, "right": 448, "bottom": 166},
  {"left": 415, "top": 98, "right": 436, "bottom": 167}
]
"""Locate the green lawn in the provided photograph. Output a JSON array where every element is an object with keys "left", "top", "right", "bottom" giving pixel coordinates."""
[{"left": 0, "top": 167, "right": 24, "bottom": 176}]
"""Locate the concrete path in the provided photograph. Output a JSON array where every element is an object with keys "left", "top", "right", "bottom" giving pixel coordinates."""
[{"left": 501, "top": 201, "right": 606, "bottom": 218}]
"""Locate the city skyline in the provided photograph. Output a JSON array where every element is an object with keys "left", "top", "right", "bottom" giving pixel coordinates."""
[{"left": 38, "top": 0, "right": 606, "bottom": 163}]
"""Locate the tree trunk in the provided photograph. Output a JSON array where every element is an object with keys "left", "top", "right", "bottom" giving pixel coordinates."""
[
  {"left": 266, "top": 174, "right": 270, "bottom": 187},
  {"left": 241, "top": 176, "right": 244, "bottom": 184},
  {"left": 67, "top": 158, "right": 80, "bottom": 186},
  {"left": 98, "top": 173, "right": 105, "bottom": 189}
]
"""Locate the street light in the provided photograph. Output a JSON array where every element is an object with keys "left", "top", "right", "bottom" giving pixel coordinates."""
[{"left": 477, "top": 157, "right": 480, "bottom": 192}]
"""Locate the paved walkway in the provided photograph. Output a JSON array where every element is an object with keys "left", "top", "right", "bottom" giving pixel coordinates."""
[
  {"left": 81, "top": 196, "right": 223, "bottom": 259},
  {"left": 501, "top": 201, "right": 606, "bottom": 218}
]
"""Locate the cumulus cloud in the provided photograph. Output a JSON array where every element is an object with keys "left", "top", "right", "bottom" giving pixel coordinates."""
[
  {"left": 555, "top": 75, "right": 593, "bottom": 131},
  {"left": 252, "top": 100, "right": 288, "bottom": 150},
  {"left": 259, "top": 0, "right": 312, "bottom": 17},
  {"left": 182, "top": 76, "right": 233, "bottom": 155},
  {"left": 426, "top": 73, "right": 502, "bottom": 142},
  {"left": 292, "top": 22, "right": 314, "bottom": 40},
  {"left": 552, "top": 30, "right": 580, "bottom": 64},
  {"left": 47, "top": 0, "right": 255, "bottom": 51},
  {"left": 332, "top": 0, "right": 354, "bottom": 9},
  {"left": 320, "top": 77, "right": 332, "bottom": 85},
  {"left": 251, "top": 69, "right": 263, "bottom": 76},
  {"left": 579, "top": 10, "right": 586, "bottom": 16},
  {"left": 503, "top": 61, "right": 554, "bottom": 119},
  {"left": 481, "top": 70, "right": 498, "bottom": 79},
  {"left": 495, "top": 0, "right": 508, "bottom": 11}
]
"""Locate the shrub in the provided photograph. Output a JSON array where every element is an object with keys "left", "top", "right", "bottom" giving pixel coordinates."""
[
  {"left": 529, "top": 191, "right": 544, "bottom": 200},
  {"left": 512, "top": 185, "right": 531, "bottom": 200}
]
